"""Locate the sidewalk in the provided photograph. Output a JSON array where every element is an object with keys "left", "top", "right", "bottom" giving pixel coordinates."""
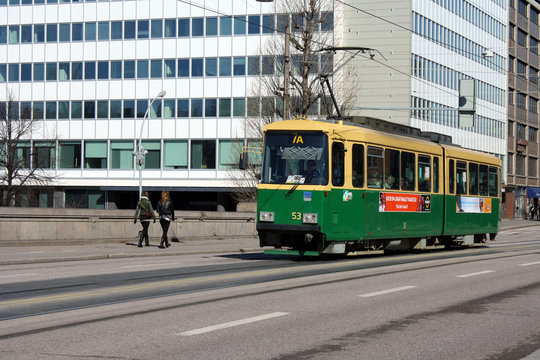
[{"left": 0, "top": 218, "right": 538, "bottom": 265}]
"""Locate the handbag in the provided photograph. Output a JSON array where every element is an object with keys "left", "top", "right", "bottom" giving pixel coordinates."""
[{"left": 146, "top": 210, "right": 152, "bottom": 218}]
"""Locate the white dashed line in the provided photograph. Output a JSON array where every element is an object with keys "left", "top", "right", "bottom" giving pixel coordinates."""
[
  {"left": 0, "top": 273, "right": 37, "bottom": 278},
  {"left": 519, "top": 261, "right": 540, "bottom": 267},
  {"left": 122, "top": 263, "right": 179, "bottom": 268},
  {"left": 456, "top": 270, "right": 495, "bottom": 278},
  {"left": 179, "top": 312, "right": 289, "bottom": 336},
  {"left": 359, "top": 286, "right": 417, "bottom": 298},
  {"left": 15, "top": 251, "right": 44, "bottom": 254}
]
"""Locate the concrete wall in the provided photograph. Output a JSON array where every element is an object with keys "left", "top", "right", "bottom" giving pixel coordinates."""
[{"left": 0, "top": 208, "right": 257, "bottom": 246}]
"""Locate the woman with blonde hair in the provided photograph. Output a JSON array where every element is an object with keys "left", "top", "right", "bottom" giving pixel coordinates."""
[
  {"left": 156, "top": 191, "right": 175, "bottom": 249},
  {"left": 134, "top": 191, "right": 156, "bottom": 247}
]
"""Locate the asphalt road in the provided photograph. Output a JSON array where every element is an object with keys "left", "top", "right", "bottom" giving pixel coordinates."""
[{"left": 0, "top": 227, "right": 539, "bottom": 359}]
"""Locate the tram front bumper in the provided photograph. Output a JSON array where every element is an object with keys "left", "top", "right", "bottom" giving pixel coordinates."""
[{"left": 256, "top": 223, "right": 322, "bottom": 249}]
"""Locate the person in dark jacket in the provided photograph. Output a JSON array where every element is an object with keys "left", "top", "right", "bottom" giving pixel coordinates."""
[
  {"left": 156, "top": 191, "right": 175, "bottom": 249},
  {"left": 134, "top": 191, "right": 156, "bottom": 247}
]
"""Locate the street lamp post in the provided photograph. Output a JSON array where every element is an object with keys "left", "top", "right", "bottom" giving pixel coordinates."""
[{"left": 135, "top": 90, "right": 166, "bottom": 200}]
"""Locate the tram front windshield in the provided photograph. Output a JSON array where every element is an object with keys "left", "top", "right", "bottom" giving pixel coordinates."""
[{"left": 261, "top": 131, "right": 328, "bottom": 185}]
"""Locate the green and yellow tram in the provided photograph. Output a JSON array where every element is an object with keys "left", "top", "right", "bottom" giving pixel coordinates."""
[{"left": 256, "top": 119, "right": 501, "bottom": 256}]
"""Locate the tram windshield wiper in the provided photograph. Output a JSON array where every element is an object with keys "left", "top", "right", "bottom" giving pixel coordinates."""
[{"left": 286, "top": 182, "right": 300, "bottom": 198}]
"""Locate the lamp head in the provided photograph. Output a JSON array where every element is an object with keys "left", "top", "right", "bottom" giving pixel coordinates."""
[{"left": 157, "top": 90, "right": 167, "bottom": 98}]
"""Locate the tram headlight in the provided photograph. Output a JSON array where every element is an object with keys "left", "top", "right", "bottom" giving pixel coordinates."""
[
  {"left": 302, "top": 213, "right": 318, "bottom": 224},
  {"left": 259, "top": 211, "right": 275, "bottom": 222}
]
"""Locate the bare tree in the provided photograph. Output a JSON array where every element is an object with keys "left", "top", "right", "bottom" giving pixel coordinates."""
[
  {"left": 0, "top": 92, "right": 56, "bottom": 207},
  {"left": 229, "top": 0, "right": 356, "bottom": 203}
]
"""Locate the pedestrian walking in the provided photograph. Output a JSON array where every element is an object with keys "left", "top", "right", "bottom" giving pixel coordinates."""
[
  {"left": 156, "top": 191, "right": 175, "bottom": 249},
  {"left": 134, "top": 191, "right": 156, "bottom": 247}
]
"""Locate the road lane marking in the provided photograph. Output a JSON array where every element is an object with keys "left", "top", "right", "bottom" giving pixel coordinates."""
[
  {"left": 15, "top": 251, "right": 44, "bottom": 254},
  {"left": 456, "top": 270, "right": 495, "bottom": 278},
  {"left": 179, "top": 312, "right": 289, "bottom": 336},
  {"left": 519, "top": 261, "right": 540, "bottom": 267},
  {"left": 122, "top": 263, "right": 179, "bottom": 268},
  {"left": 359, "top": 286, "right": 417, "bottom": 298},
  {"left": 0, "top": 273, "right": 37, "bottom": 278}
]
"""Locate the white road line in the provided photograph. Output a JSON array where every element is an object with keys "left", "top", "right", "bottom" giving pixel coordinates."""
[
  {"left": 359, "top": 286, "right": 417, "bottom": 298},
  {"left": 122, "top": 263, "right": 178, "bottom": 268},
  {"left": 519, "top": 261, "right": 540, "bottom": 267},
  {"left": 15, "top": 251, "right": 44, "bottom": 254},
  {"left": 456, "top": 270, "right": 495, "bottom": 278},
  {"left": 179, "top": 312, "right": 289, "bottom": 336},
  {"left": 0, "top": 273, "right": 37, "bottom": 278}
]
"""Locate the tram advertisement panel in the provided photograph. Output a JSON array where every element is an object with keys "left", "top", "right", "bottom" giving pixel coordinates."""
[
  {"left": 456, "top": 196, "right": 492, "bottom": 213},
  {"left": 378, "top": 193, "right": 431, "bottom": 212}
]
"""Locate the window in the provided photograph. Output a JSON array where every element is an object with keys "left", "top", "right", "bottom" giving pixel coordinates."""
[
  {"left": 164, "top": 141, "right": 188, "bottom": 169},
  {"left": 71, "top": 101, "right": 82, "bottom": 119},
  {"left": 206, "top": 58, "right": 217, "bottom": 76},
  {"left": 192, "top": 18, "right": 203, "bottom": 36},
  {"left": 233, "top": 98, "right": 245, "bottom": 117},
  {"left": 137, "top": 100, "right": 148, "bottom": 118},
  {"left": 33, "top": 142, "right": 55, "bottom": 169},
  {"left": 529, "top": 127, "right": 538, "bottom": 142},
  {"left": 110, "top": 100, "right": 121, "bottom": 118},
  {"left": 191, "top": 140, "right": 216, "bottom": 169},
  {"left": 137, "top": 20, "right": 149, "bottom": 39},
  {"left": 163, "top": 99, "right": 175, "bottom": 118},
  {"left": 34, "top": 24, "right": 44, "bottom": 42},
  {"left": 191, "top": 59, "right": 203, "bottom": 77},
  {"left": 418, "top": 155, "right": 431, "bottom": 192},
  {"left": 59, "top": 23, "right": 70, "bottom": 42},
  {"left": 124, "top": 21, "right": 135, "bottom": 39},
  {"left": 178, "top": 59, "right": 189, "bottom": 77},
  {"left": 150, "top": 99, "right": 161, "bottom": 118},
  {"left": 206, "top": 17, "right": 217, "bottom": 36},
  {"left": 0, "top": 64, "right": 5, "bottom": 82},
  {"left": 59, "top": 141, "right": 81, "bottom": 169},
  {"left": 177, "top": 99, "right": 189, "bottom": 117},
  {"left": 97, "top": 22, "right": 108, "bottom": 41},
  {"left": 178, "top": 18, "right": 189, "bottom": 37},
  {"left": 401, "top": 152, "right": 415, "bottom": 191},
  {"left": 468, "top": 162, "right": 478, "bottom": 195},
  {"left": 45, "top": 101, "right": 56, "bottom": 119},
  {"left": 15, "top": 142, "right": 31, "bottom": 169},
  {"left": 248, "top": 15, "right": 261, "bottom": 34},
  {"left": 488, "top": 167, "right": 498, "bottom": 197},
  {"left": 218, "top": 140, "right": 242, "bottom": 169},
  {"left": 84, "top": 101, "right": 95, "bottom": 119},
  {"left": 21, "top": 25, "right": 32, "bottom": 43},
  {"left": 234, "top": 16, "right": 246, "bottom": 35},
  {"left": 220, "top": 17, "right": 232, "bottom": 35},
  {"left": 529, "top": 97, "right": 538, "bottom": 114},
  {"left": 84, "top": 141, "right": 107, "bottom": 168},
  {"left": 456, "top": 161, "right": 467, "bottom": 195},
  {"left": 191, "top": 99, "right": 203, "bottom": 117},
  {"left": 58, "top": 101, "right": 69, "bottom": 119},
  {"left": 110, "top": 141, "right": 133, "bottom": 169},
  {"left": 151, "top": 60, "right": 162, "bottom": 78},
  {"left": 97, "top": 101, "right": 108, "bottom": 118},
  {"left": 248, "top": 56, "right": 260, "bottom": 75},
  {"left": 219, "top": 57, "right": 232, "bottom": 76},
  {"left": 517, "top": 123, "right": 526, "bottom": 138},
  {"left": 98, "top": 61, "right": 108, "bottom": 79},
  {"left": 110, "top": 61, "right": 122, "bottom": 79},
  {"left": 367, "top": 147, "right": 383, "bottom": 189},
  {"left": 123, "top": 100, "right": 135, "bottom": 118},
  {"left": 85, "top": 22, "right": 96, "bottom": 41},
  {"left": 46, "top": 63, "right": 56, "bottom": 81},
  {"left": 124, "top": 61, "right": 135, "bottom": 79},
  {"left": 71, "top": 62, "right": 82, "bottom": 80},
  {"left": 205, "top": 99, "right": 217, "bottom": 117},
  {"left": 449, "top": 159, "right": 455, "bottom": 194},
  {"left": 110, "top": 21, "right": 122, "bottom": 40},
  {"left": 151, "top": 19, "right": 162, "bottom": 38},
  {"left": 164, "top": 59, "right": 175, "bottom": 77},
  {"left": 141, "top": 141, "right": 160, "bottom": 169},
  {"left": 234, "top": 57, "right": 246, "bottom": 75},
  {"left": 46, "top": 24, "right": 56, "bottom": 42},
  {"left": 85, "top": 61, "right": 95, "bottom": 80},
  {"left": 352, "top": 144, "right": 364, "bottom": 188},
  {"left": 516, "top": 154, "right": 526, "bottom": 175},
  {"left": 433, "top": 157, "right": 439, "bottom": 193},
  {"left": 137, "top": 60, "right": 148, "bottom": 78},
  {"left": 8, "top": 64, "right": 19, "bottom": 82},
  {"left": 247, "top": 140, "right": 262, "bottom": 167},
  {"left": 247, "top": 98, "right": 259, "bottom": 117},
  {"left": 164, "top": 19, "right": 176, "bottom": 37},
  {"left": 332, "top": 142, "right": 345, "bottom": 186},
  {"left": 479, "top": 165, "right": 489, "bottom": 196},
  {"left": 58, "top": 62, "right": 69, "bottom": 81},
  {"left": 262, "top": 15, "right": 274, "bottom": 34},
  {"left": 219, "top": 99, "right": 231, "bottom": 116}
]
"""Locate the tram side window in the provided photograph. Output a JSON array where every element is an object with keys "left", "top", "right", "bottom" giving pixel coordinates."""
[
  {"left": 418, "top": 155, "right": 431, "bottom": 192},
  {"left": 449, "top": 159, "right": 455, "bottom": 194},
  {"left": 384, "top": 149, "right": 400, "bottom": 189},
  {"left": 433, "top": 157, "right": 439, "bottom": 193},
  {"left": 456, "top": 161, "right": 467, "bottom": 195},
  {"left": 488, "top": 167, "right": 498, "bottom": 197},
  {"left": 401, "top": 151, "right": 415, "bottom": 191},
  {"left": 352, "top": 144, "right": 364, "bottom": 188},
  {"left": 367, "top": 146, "right": 383, "bottom": 188},
  {"left": 332, "top": 142, "right": 345, "bottom": 186},
  {"left": 479, "top": 165, "right": 489, "bottom": 196},
  {"left": 469, "top": 163, "right": 478, "bottom": 195}
]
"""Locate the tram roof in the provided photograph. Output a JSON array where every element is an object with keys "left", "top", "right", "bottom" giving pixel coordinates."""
[{"left": 264, "top": 119, "right": 501, "bottom": 167}]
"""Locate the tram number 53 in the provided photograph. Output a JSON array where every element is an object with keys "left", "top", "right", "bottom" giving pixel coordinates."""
[{"left": 292, "top": 212, "right": 301, "bottom": 220}]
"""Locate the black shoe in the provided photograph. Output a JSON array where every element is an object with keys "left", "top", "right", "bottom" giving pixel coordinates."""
[
  {"left": 137, "top": 244, "right": 143, "bottom": 248},
  {"left": 145, "top": 243, "right": 150, "bottom": 247},
  {"left": 158, "top": 245, "right": 165, "bottom": 249},
  {"left": 166, "top": 242, "right": 170, "bottom": 247}
]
